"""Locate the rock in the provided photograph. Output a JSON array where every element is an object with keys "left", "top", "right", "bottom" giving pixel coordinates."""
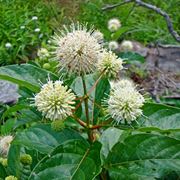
[
  {"left": 0, "top": 80, "right": 19, "bottom": 104},
  {"left": 146, "top": 46, "right": 180, "bottom": 73}
]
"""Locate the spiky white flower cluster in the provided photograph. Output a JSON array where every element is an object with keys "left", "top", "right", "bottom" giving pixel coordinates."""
[
  {"left": 108, "top": 18, "right": 121, "bottom": 32},
  {"left": 37, "top": 48, "right": 49, "bottom": 59},
  {"left": 108, "top": 41, "right": 119, "bottom": 50},
  {"left": 107, "top": 79, "right": 145, "bottom": 124},
  {"left": 0, "top": 135, "right": 13, "bottom": 157},
  {"left": 110, "top": 79, "right": 134, "bottom": 89},
  {"left": 121, "top": 40, "right": 133, "bottom": 51},
  {"left": 34, "top": 80, "right": 76, "bottom": 121},
  {"left": 97, "top": 51, "right": 123, "bottom": 79},
  {"left": 52, "top": 23, "right": 102, "bottom": 75}
]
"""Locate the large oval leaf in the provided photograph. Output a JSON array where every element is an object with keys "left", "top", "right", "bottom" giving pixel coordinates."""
[
  {"left": 8, "top": 125, "right": 88, "bottom": 177},
  {"left": 99, "top": 127, "right": 123, "bottom": 161},
  {"left": 106, "top": 133, "right": 180, "bottom": 179},
  {"left": 29, "top": 141, "right": 102, "bottom": 180},
  {"left": 140, "top": 103, "right": 180, "bottom": 130},
  {"left": 0, "top": 64, "right": 58, "bottom": 92},
  {"left": 13, "top": 124, "right": 87, "bottom": 154}
]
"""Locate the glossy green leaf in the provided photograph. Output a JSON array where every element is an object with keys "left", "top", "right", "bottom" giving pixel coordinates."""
[
  {"left": 93, "top": 77, "right": 110, "bottom": 122},
  {"left": 100, "top": 127, "right": 123, "bottom": 161},
  {"left": 0, "top": 118, "right": 16, "bottom": 135},
  {"left": 118, "top": 52, "right": 145, "bottom": 64},
  {"left": 111, "top": 27, "right": 130, "bottom": 40},
  {"left": 106, "top": 133, "right": 180, "bottom": 179},
  {"left": 7, "top": 145, "right": 21, "bottom": 177},
  {"left": 13, "top": 124, "right": 87, "bottom": 154},
  {"left": 13, "top": 108, "right": 42, "bottom": 129},
  {"left": 0, "top": 64, "right": 58, "bottom": 92},
  {"left": 140, "top": 103, "right": 180, "bottom": 130},
  {"left": 29, "top": 141, "right": 102, "bottom": 180},
  {"left": 160, "top": 97, "right": 180, "bottom": 107},
  {"left": 0, "top": 164, "right": 6, "bottom": 179}
]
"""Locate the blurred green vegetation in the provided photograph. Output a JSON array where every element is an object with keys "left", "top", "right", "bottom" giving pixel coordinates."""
[
  {"left": 0, "top": 0, "right": 63, "bottom": 65},
  {"left": 0, "top": 0, "right": 179, "bottom": 65},
  {"left": 78, "top": 0, "right": 180, "bottom": 44}
]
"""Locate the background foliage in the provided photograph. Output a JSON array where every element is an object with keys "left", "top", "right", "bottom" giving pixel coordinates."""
[{"left": 79, "top": 0, "right": 180, "bottom": 44}]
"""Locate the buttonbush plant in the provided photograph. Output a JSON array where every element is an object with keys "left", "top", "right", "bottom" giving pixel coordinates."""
[{"left": 0, "top": 22, "right": 180, "bottom": 180}]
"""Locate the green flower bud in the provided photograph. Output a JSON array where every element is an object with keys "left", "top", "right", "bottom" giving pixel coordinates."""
[
  {"left": 5, "top": 176, "right": 18, "bottom": 180},
  {"left": 51, "top": 120, "right": 65, "bottom": 131},
  {"left": 1, "top": 158, "right": 7, "bottom": 167},
  {"left": 20, "top": 154, "right": 32, "bottom": 165},
  {"left": 43, "top": 63, "right": 51, "bottom": 70}
]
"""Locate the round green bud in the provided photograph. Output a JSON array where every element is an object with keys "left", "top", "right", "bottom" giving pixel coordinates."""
[
  {"left": 89, "top": 124, "right": 93, "bottom": 128},
  {"left": 20, "top": 154, "right": 32, "bottom": 165},
  {"left": 95, "top": 132, "right": 100, "bottom": 140},
  {"left": 43, "top": 63, "right": 51, "bottom": 70},
  {"left": 51, "top": 120, "right": 65, "bottom": 131},
  {"left": 5, "top": 176, "right": 18, "bottom": 180},
  {"left": 1, "top": 158, "right": 7, "bottom": 167}
]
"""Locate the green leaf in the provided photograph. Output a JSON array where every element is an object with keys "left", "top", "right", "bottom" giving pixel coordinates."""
[
  {"left": 109, "top": 168, "right": 155, "bottom": 180},
  {"left": 100, "top": 127, "right": 123, "bottom": 161},
  {"left": 160, "top": 97, "right": 180, "bottom": 107},
  {"left": 0, "top": 164, "right": 7, "bottom": 179},
  {"left": 0, "top": 64, "right": 58, "bottom": 92},
  {"left": 93, "top": 77, "right": 110, "bottom": 122},
  {"left": 29, "top": 141, "right": 102, "bottom": 180},
  {"left": 140, "top": 103, "right": 180, "bottom": 130},
  {"left": 13, "top": 124, "right": 87, "bottom": 154},
  {"left": 7, "top": 145, "right": 21, "bottom": 177},
  {"left": 118, "top": 52, "right": 145, "bottom": 64},
  {"left": 111, "top": 27, "right": 130, "bottom": 40},
  {"left": 106, "top": 133, "right": 180, "bottom": 179},
  {"left": 1, "top": 118, "right": 16, "bottom": 135},
  {"left": 13, "top": 108, "right": 42, "bottom": 129}
]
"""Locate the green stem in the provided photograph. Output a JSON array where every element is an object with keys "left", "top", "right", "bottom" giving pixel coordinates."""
[
  {"left": 81, "top": 75, "right": 90, "bottom": 126},
  {"left": 81, "top": 75, "right": 92, "bottom": 141}
]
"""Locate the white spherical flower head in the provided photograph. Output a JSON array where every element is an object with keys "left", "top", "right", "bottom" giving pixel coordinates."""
[
  {"left": 0, "top": 135, "right": 13, "bottom": 157},
  {"left": 121, "top": 40, "right": 133, "bottom": 51},
  {"left": 108, "top": 41, "right": 119, "bottom": 50},
  {"left": 110, "top": 79, "right": 134, "bottom": 90},
  {"left": 34, "top": 28, "right": 40, "bottom": 32},
  {"left": 5, "top": 43, "right": 12, "bottom": 49},
  {"left": 97, "top": 51, "right": 123, "bottom": 79},
  {"left": 107, "top": 81, "right": 145, "bottom": 124},
  {"left": 32, "top": 16, "right": 38, "bottom": 20},
  {"left": 108, "top": 18, "right": 121, "bottom": 32},
  {"left": 20, "top": 25, "right": 25, "bottom": 29},
  {"left": 35, "top": 80, "right": 76, "bottom": 121},
  {"left": 52, "top": 23, "right": 102, "bottom": 75},
  {"left": 92, "top": 30, "right": 104, "bottom": 43},
  {"left": 37, "top": 48, "right": 49, "bottom": 59}
]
